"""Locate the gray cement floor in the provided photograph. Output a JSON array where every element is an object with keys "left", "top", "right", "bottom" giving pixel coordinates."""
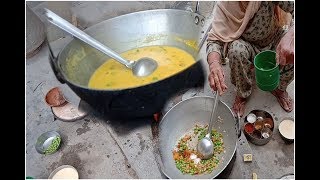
[{"left": 26, "top": 8, "right": 294, "bottom": 179}]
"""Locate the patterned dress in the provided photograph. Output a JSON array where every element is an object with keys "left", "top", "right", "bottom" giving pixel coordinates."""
[{"left": 207, "top": 1, "right": 294, "bottom": 98}]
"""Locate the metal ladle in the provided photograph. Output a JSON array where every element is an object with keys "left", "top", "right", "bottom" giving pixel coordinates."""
[
  {"left": 44, "top": 8, "right": 158, "bottom": 77},
  {"left": 197, "top": 91, "right": 220, "bottom": 159}
]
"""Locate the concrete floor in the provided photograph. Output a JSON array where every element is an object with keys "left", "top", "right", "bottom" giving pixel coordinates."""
[{"left": 26, "top": 6, "right": 294, "bottom": 179}]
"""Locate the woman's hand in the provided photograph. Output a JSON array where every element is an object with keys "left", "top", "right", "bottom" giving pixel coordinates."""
[
  {"left": 207, "top": 52, "right": 228, "bottom": 95},
  {"left": 276, "top": 26, "right": 294, "bottom": 66}
]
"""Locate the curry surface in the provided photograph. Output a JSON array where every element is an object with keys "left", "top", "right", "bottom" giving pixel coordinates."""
[{"left": 88, "top": 46, "right": 195, "bottom": 89}]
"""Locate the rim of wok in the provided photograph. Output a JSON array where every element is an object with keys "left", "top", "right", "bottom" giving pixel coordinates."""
[
  {"left": 55, "top": 9, "right": 205, "bottom": 91},
  {"left": 158, "top": 96, "right": 237, "bottom": 179}
]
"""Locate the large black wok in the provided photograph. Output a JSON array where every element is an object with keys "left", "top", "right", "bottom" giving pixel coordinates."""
[{"left": 48, "top": 9, "right": 205, "bottom": 118}]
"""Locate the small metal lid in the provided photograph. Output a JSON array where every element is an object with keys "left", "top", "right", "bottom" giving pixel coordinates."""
[{"left": 51, "top": 100, "right": 90, "bottom": 122}]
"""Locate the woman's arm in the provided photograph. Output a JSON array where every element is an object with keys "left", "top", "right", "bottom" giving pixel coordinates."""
[
  {"left": 276, "top": 25, "right": 294, "bottom": 66},
  {"left": 206, "top": 40, "right": 228, "bottom": 95},
  {"left": 207, "top": 40, "right": 223, "bottom": 63}
]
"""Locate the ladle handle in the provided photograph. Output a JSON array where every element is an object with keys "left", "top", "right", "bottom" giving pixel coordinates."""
[
  {"left": 44, "top": 8, "right": 133, "bottom": 68},
  {"left": 236, "top": 113, "right": 241, "bottom": 138},
  {"left": 207, "top": 92, "right": 219, "bottom": 135}
]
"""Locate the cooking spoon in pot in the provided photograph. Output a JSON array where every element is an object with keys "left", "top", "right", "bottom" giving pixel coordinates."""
[
  {"left": 197, "top": 92, "right": 220, "bottom": 159},
  {"left": 44, "top": 8, "right": 158, "bottom": 77}
]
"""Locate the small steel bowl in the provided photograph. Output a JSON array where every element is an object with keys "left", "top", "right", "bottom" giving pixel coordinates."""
[
  {"left": 279, "top": 117, "right": 294, "bottom": 144},
  {"left": 280, "top": 173, "right": 294, "bottom": 179},
  {"left": 48, "top": 165, "right": 79, "bottom": 179},
  {"left": 244, "top": 123, "right": 255, "bottom": 134},
  {"left": 35, "top": 131, "right": 61, "bottom": 155},
  {"left": 252, "top": 130, "right": 262, "bottom": 139},
  {"left": 256, "top": 116, "right": 264, "bottom": 121},
  {"left": 254, "top": 120, "right": 264, "bottom": 131},
  {"left": 263, "top": 118, "right": 274, "bottom": 129},
  {"left": 261, "top": 127, "right": 272, "bottom": 139},
  {"left": 247, "top": 113, "right": 257, "bottom": 123},
  {"left": 45, "top": 87, "right": 67, "bottom": 107}
]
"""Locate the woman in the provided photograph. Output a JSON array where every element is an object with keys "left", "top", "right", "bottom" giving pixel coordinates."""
[{"left": 206, "top": 1, "right": 294, "bottom": 117}]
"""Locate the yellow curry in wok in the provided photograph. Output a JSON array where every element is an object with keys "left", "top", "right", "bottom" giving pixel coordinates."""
[{"left": 88, "top": 46, "right": 195, "bottom": 89}]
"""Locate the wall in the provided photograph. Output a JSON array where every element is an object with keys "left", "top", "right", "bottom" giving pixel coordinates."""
[{"left": 27, "top": 1, "right": 215, "bottom": 42}]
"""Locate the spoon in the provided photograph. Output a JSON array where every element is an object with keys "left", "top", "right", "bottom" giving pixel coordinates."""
[
  {"left": 44, "top": 8, "right": 158, "bottom": 77},
  {"left": 197, "top": 91, "right": 220, "bottom": 159},
  {"left": 236, "top": 112, "right": 241, "bottom": 138}
]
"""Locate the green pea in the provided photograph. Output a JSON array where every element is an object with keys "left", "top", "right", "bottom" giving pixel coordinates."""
[{"left": 44, "top": 137, "right": 61, "bottom": 155}]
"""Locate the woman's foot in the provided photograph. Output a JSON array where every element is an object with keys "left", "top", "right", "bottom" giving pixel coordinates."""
[
  {"left": 232, "top": 95, "right": 247, "bottom": 117},
  {"left": 271, "top": 89, "right": 293, "bottom": 112}
]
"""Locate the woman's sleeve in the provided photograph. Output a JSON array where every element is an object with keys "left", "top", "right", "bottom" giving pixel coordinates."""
[
  {"left": 206, "top": 39, "right": 224, "bottom": 57},
  {"left": 274, "top": 1, "right": 294, "bottom": 15}
]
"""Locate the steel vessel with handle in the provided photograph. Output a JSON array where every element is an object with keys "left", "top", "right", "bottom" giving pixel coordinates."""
[
  {"left": 47, "top": 8, "right": 206, "bottom": 118},
  {"left": 157, "top": 96, "right": 239, "bottom": 178}
]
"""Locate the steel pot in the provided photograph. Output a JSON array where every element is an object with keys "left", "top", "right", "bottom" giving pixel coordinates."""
[
  {"left": 26, "top": 5, "right": 45, "bottom": 58},
  {"left": 48, "top": 9, "right": 205, "bottom": 118}
]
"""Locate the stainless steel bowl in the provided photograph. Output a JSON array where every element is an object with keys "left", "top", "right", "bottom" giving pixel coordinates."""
[
  {"left": 243, "top": 110, "right": 274, "bottom": 146},
  {"left": 278, "top": 117, "right": 294, "bottom": 144},
  {"left": 157, "top": 96, "right": 238, "bottom": 178},
  {"left": 280, "top": 173, "right": 294, "bottom": 179},
  {"left": 35, "top": 131, "right": 61, "bottom": 154},
  {"left": 48, "top": 165, "right": 79, "bottom": 179}
]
